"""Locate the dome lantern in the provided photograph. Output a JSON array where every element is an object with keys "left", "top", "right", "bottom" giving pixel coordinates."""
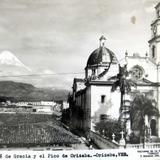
[{"left": 99, "top": 35, "right": 106, "bottom": 47}]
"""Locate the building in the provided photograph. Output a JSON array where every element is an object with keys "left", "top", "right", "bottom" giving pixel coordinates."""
[
  {"left": 0, "top": 100, "right": 62, "bottom": 114},
  {"left": 0, "top": 113, "right": 80, "bottom": 150},
  {"left": 69, "top": 36, "right": 120, "bottom": 133},
  {"left": 16, "top": 101, "right": 56, "bottom": 107},
  {"left": 69, "top": 2, "right": 160, "bottom": 142}
]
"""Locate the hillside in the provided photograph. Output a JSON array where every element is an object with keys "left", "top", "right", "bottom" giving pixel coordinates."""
[{"left": 0, "top": 81, "right": 69, "bottom": 102}]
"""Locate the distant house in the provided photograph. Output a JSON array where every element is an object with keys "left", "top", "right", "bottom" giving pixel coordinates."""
[{"left": 0, "top": 101, "right": 57, "bottom": 114}]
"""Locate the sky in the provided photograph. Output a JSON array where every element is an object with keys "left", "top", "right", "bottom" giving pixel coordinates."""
[{"left": 0, "top": 0, "right": 159, "bottom": 90}]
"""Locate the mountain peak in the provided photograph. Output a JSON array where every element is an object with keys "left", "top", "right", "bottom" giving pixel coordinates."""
[{"left": 0, "top": 50, "right": 31, "bottom": 71}]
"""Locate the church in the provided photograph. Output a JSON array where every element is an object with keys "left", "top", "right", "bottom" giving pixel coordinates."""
[{"left": 68, "top": 2, "right": 160, "bottom": 142}]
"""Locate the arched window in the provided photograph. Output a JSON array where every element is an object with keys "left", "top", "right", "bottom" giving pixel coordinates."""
[
  {"left": 150, "top": 119, "right": 157, "bottom": 136},
  {"left": 92, "top": 69, "right": 96, "bottom": 75},
  {"left": 152, "top": 45, "right": 155, "bottom": 58}
]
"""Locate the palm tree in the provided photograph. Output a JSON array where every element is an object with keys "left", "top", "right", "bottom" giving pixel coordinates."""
[
  {"left": 130, "top": 93, "right": 159, "bottom": 147},
  {"left": 109, "top": 64, "right": 136, "bottom": 146},
  {"left": 109, "top": 64, "right": 136, "bottom": 113}
]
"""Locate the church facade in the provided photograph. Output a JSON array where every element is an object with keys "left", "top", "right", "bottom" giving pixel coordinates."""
[{"left": 69, "top": 2, "right": 160, "bottom": 142}]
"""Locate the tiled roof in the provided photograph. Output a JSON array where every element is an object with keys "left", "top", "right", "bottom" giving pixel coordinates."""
[
  {"left": 0, "top": 124, "right": 79, "bottom": 147},
  {"left": 86, "top": 47, "right": 117, "bottom": 67},
  {"left": 0, "top": 113, "right": 80, "bottom": 147}
]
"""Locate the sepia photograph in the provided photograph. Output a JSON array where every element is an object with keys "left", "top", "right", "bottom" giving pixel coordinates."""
[{"left": 0, "top": 0, "right": 159, "bottom": 153}]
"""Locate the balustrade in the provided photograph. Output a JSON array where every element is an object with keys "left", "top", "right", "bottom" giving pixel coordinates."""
[{"left": 126, "top": 143, "right": 160, "bottom": 149}]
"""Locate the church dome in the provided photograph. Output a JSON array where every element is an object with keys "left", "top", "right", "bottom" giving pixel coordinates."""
[{"left": 86, "top": 36, "right": 118, "bottom": 67}]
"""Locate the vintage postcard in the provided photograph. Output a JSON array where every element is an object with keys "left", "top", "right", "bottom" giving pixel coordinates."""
[{"left": 0, "top": 0, "right": 159, "bottom": 159}]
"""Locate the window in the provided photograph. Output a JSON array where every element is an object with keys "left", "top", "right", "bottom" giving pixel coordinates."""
[
  {"left": 100, "top": 114, "right": 108, "bottom": 121},
  {"left": 152, "top": 45, "right": 155, "bottom": 58},
  {"left": 92, "top": 69, "right": 96, "bottom": 75},
  {"left": 150, "top": 119, "right": 157, "bottom": 136},
  {"left": 102, "top": 52, "right": 110, "bottom": 62},
  {"left": 157, "top": 10, "right": 160, "bottom": 17},
  {"left": 130, "top": 65, "right": 144, "bottom": 80},
  {"left": 101, "top": 95, "right": 106, "bottom": 103}
]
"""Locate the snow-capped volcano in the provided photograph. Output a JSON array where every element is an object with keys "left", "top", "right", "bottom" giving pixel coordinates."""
[{"left": 0, "top": 50, "right": 31, "bottom": 71}]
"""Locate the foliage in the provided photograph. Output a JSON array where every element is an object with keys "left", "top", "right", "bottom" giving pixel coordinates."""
[
  {"left": 61, "top": 108, "right": 70, "bottom": 125},
  {"left": 95, "top": 118, "right": 122, "bottom": 141},
  {"left": 109, "top": 64, "right": 136, "bottom": 118},
  {"left": 130, "top": 93, "right": 159, "bottom": 143},
  {"left": 130, "top": 93, "right": 159, "bottom": 130},
  {"left": 109, "top": 64, "right": 136, "bottom": 94},
  {"left": 129, "top": 132, "right": 140, "bottom": 144}
]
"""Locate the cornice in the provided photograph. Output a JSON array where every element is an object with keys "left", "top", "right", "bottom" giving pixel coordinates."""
[
  {"left": 148, "top": 35, "right": 160, "bottom": 43},
  {"left": 85, "top": 80, "right": 160, "bottom": 87},
  {"left": 151, "top": 18, "right": 160, "bottom": 26}
]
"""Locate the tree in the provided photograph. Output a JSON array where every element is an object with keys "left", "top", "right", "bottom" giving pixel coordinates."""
[
  {"left": 109, "top": 64, "right": 136, "bottom": 112},
  {"left": 130, "top": 93, "right": 159, "bottom": 147},
  {"left": 108, "top": 64, "right": 136, "bottom": 146},
  {"left": 95, "top": 117, "right": 122, "bottom": 141}
]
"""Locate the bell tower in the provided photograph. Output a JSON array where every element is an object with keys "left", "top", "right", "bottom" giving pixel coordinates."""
[{"left": 148, "top": 2, "right": 160, "bottom": 64}]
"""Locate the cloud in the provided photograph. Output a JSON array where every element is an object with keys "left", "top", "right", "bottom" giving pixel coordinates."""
[
  {"left": 39, "top": 69, "right": 55, "bottom": 74},
  {"left": 141, "top": 0, "right": 159, "bottom": 12},
  {"left": 145, "top": 5, "right": 155, "bottom": 13},
  {"left": 0, "top": 0, "right": 157, "bottom": 89}
]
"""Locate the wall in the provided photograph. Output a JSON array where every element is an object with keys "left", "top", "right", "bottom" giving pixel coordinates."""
[
  {"left": 89, "top": 85, "right": 120, "bottom": 131},
  {"left": 90, "top": 131, "right": 119, "bottom": 149},
  {"left": 126, "top": 56, "right": 157, "bottom": 83},
  {"left": 85, "top": 86, "right": 91, "bottom": 131}
]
